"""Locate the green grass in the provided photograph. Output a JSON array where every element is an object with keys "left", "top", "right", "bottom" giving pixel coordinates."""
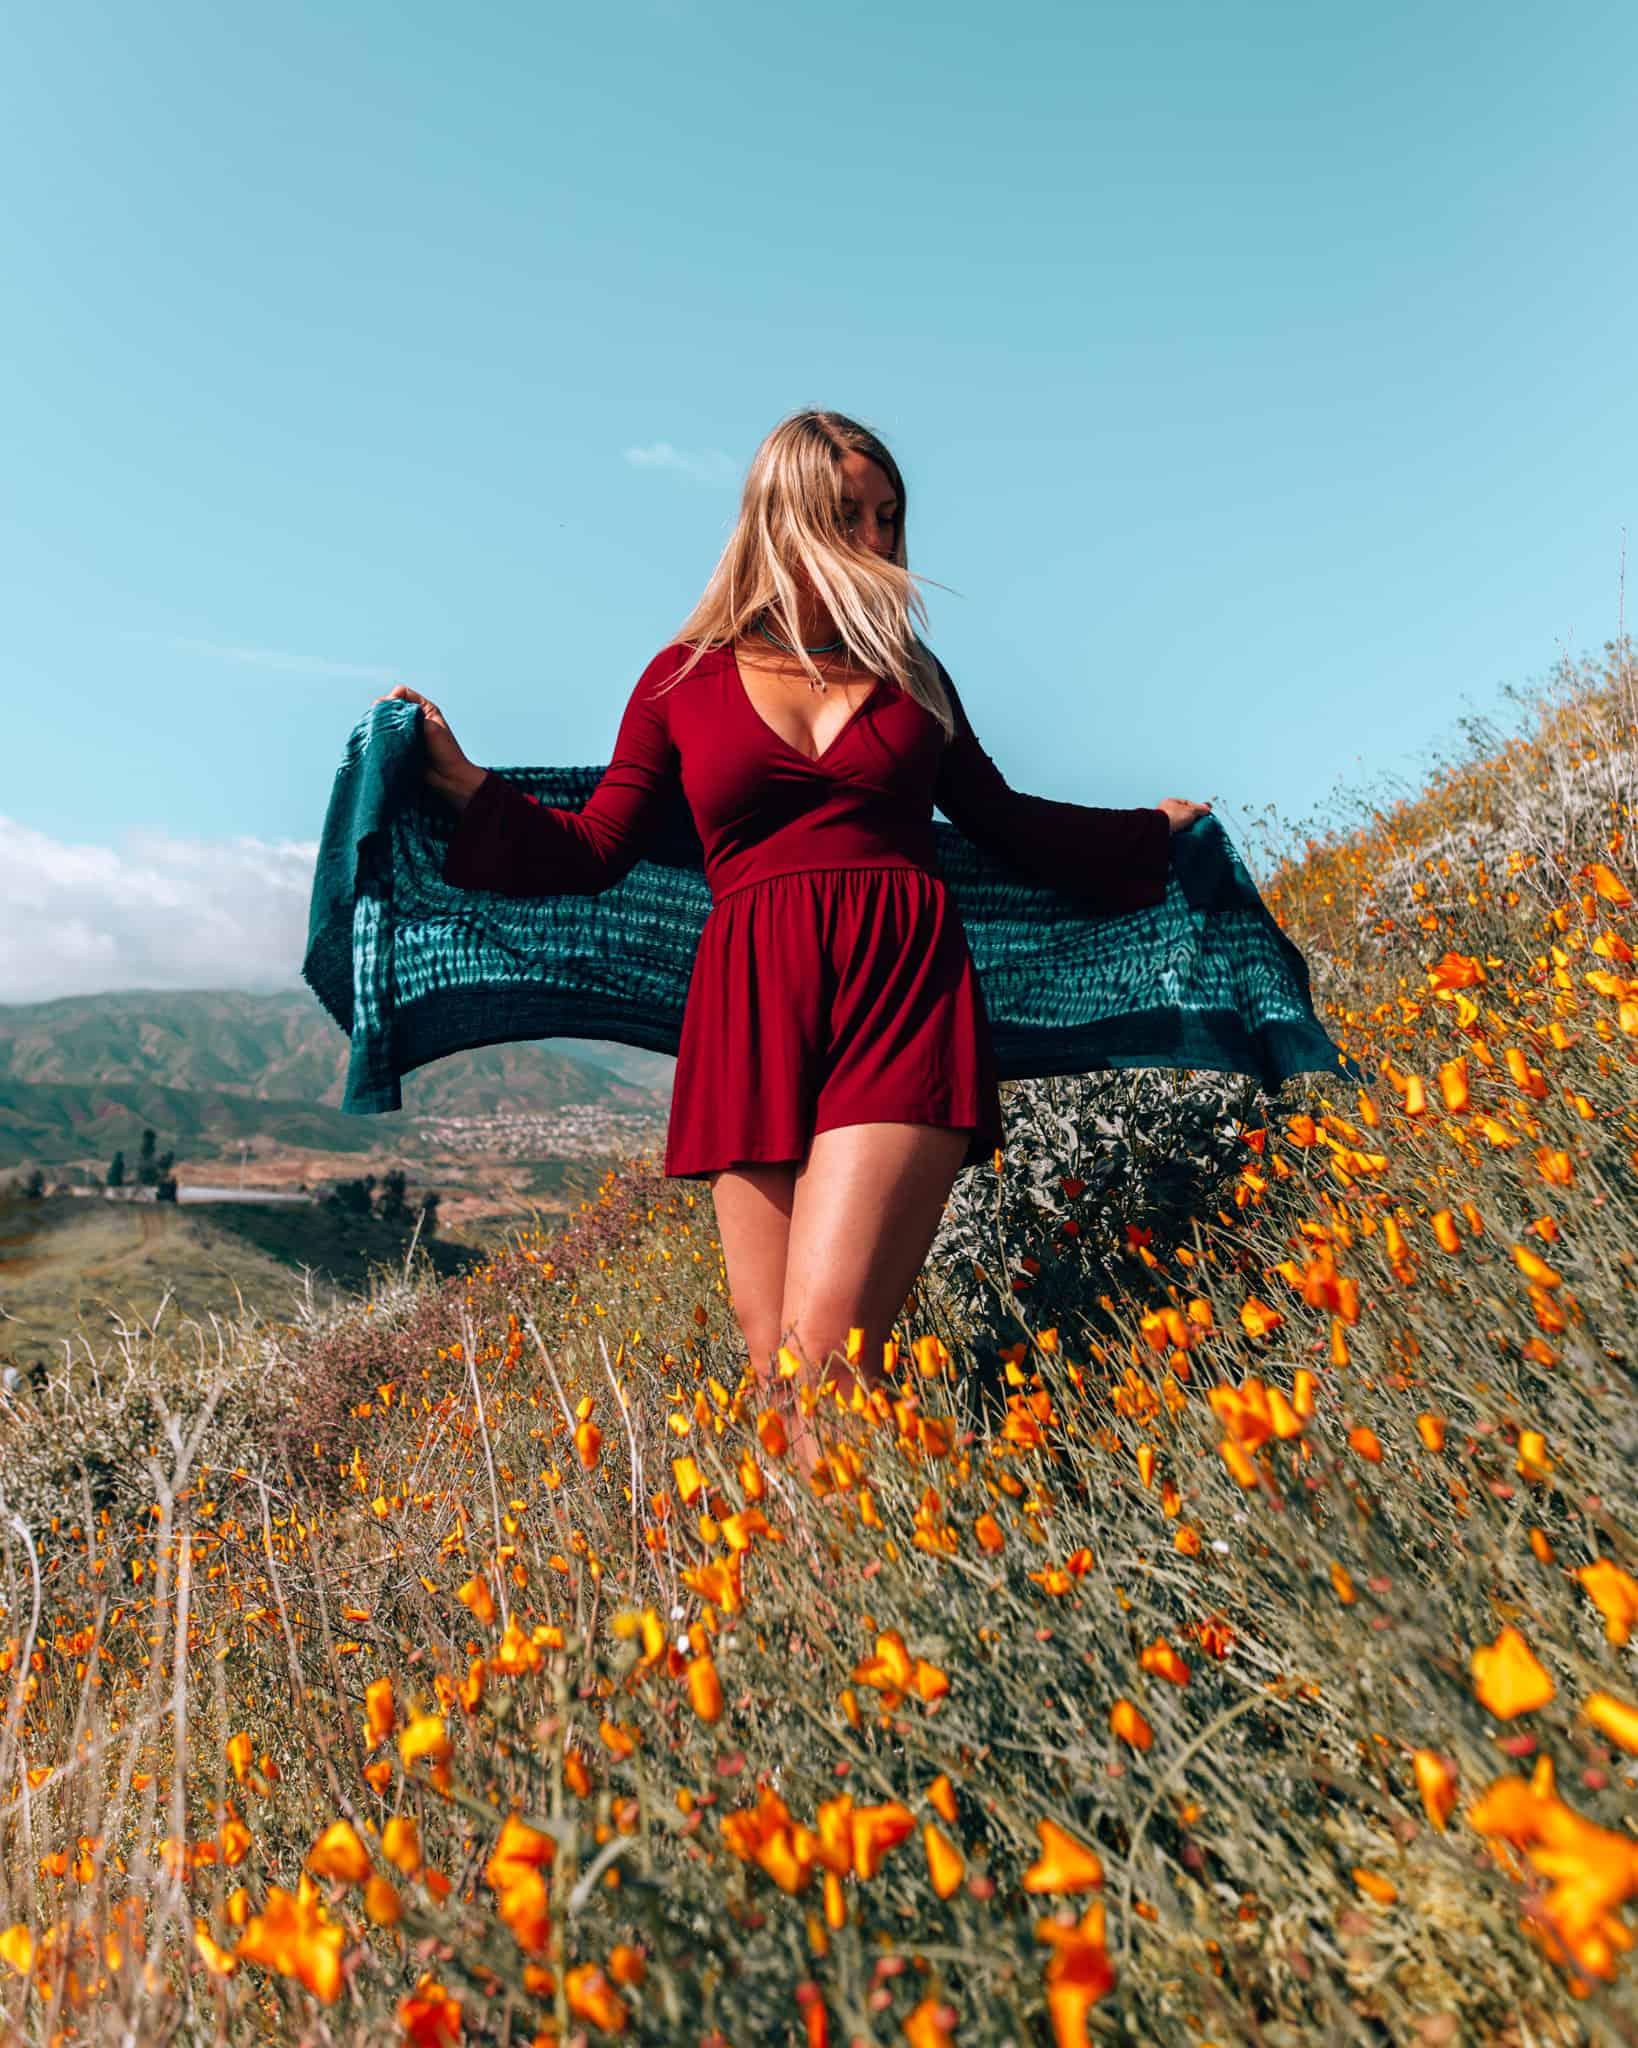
[{"left": 0, "top": 1195, "right": 484, "bottom": 1369}]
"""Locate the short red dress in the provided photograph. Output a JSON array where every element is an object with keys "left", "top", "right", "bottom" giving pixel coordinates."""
[{"left": 442, "top": 642, "right": 1172, "bottom": 1180}]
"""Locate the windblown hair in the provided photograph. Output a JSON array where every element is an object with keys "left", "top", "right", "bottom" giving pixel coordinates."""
[{"left": 661, "top": 410, "right": 954, "bottom": 738}]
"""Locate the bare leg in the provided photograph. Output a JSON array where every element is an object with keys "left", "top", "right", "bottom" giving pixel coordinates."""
[
  {"left": 708, "top": 1161, "right": 797, "bottom": 1397},
  {"left": 780, "top": 1122, "right": 969, "bottom": 1414}
]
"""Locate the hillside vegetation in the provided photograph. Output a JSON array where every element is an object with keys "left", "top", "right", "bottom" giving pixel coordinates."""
[
  {"left": 3, "top": 638, "right": 1638, "bottom": 2045},
  {"left": 0, "top": 1195, "right": 486, "bottom": 1370},
  {"left": 0, "top": 993, "right": 671, "bottom": 1166}
]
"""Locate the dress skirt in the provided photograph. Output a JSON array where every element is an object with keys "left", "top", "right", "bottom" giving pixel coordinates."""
[{"left": 663, "top": 863, "right": 1005, "bottom": 1179}]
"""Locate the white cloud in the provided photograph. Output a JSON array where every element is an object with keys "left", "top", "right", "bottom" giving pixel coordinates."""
[
  {"left": 623, "top": 441, "right": 739, "bottom": 487},
  {"left": 123, "top": 632, "right": 404, "bottom": 683},
  {"left": 0, "top": 819, "right": 318, "bottom": 1003}
]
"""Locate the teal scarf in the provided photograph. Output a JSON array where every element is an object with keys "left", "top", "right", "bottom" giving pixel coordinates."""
[{"left": 303, "top": 700, "right": 1355, "bottom": 1119}]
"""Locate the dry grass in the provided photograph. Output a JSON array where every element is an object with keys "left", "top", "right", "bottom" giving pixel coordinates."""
[{"left": 3, "top": 635, "right": 1638, "bottom": 2046}]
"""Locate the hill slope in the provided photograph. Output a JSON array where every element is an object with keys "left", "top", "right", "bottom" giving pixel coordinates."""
[{"left": 0, "top": 990, "right": 674, "bottom": 1164}]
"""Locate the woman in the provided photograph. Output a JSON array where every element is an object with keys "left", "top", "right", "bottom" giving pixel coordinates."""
[{"left": 381, "top": 410, "right": 1210, "bottom": 1442}]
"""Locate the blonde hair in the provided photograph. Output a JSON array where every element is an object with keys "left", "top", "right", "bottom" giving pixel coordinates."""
[{"left": 660, "top": 409, "right": 954, "bottom": 739}]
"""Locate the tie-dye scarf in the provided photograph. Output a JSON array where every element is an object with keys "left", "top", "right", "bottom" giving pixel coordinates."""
[{"left": 303, "top": 700, "right": 1355, "bottom": 1118}]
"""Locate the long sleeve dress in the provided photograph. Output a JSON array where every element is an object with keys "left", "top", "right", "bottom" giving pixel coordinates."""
[{"left": 442, "top": 641, "right": 1173, "bottom": 1178}]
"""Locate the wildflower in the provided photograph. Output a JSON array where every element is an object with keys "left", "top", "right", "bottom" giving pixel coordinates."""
[
  {"left": 1412, "top": 1749, "right": 1458, "bottom": 1830},
  {"left": 225, "top": 1732, "right": 254, "bottom": 1783},
  {"left": 1437, "top": 1059, "right": 1470, "bottom": 1112},
  {"left": 492, "top": 1617, "right": 544, "bottom": 1675},
  {"left": 306, "top": 1819, "right": 371, "bottom": 1885},
  {"left": 565, "top": 1962, "right": 629, "bottom": 2033},
  {"left": 599, "top": 1716, "right": 637, "bottom": 1759},
  {"left": 1584, "top": 1691, "right": 1638, "bottom": 1755},
  {"left": 1415, "top": 1413, "right": 1446, "bottom": 1452},
  {"left": 851, "top": 1801, "right": 916, "bottom": 1879},
  {"left": 234, "top": 1880, "right": 345, "bottom": 2003},
  {"left": 398, "top": 1713, "right": 452, "bottom": 1793},
  {"left": 1239, "top": 1298, "right": 1284, "bottom": 1340},
  {"left": 363, "top": 1874, "right": 402, "bottom": 1926},
  {"left": 721, "top": 1506, "right": 776, "bottom": 1554},
  {"left": 1576, "top": 1559, "right": 1638, "bottom": 1646},
  {"left": 923, "top": 1823, "right": 965, "bottom": 1898},
  {"left": 681, "top": 1554, "right": 743, "bottom": 1613},
  {"left": 1024, "top": 1818, "right": 1105, "bottom": 1893},
  {"left": 1512, "top": 1244, "right": 1563, "bottom": 1289},
  {"left": 1515, "top": 1431, "right": 1553, "bottom": 1481},
  {"left": 575, "top": 1421, "right": 603, "bottom": 1470},
  {"left": 1352, "top": 1868, "right": 1397, "bottom": 1905},
  {"left": 193, "top": 1920, "right": 238, "bottom": 1976},
  {"left": 1428, "top": 952, "right": 1486, "bottom": 990},
  {"left": 483, "top": 1817, "right": 555, "bottom": 1955},
  {"left": 485, "top": 1814, "right": 556, "bottom": 1891},
  {"left": 399, "top": 1981, "right": 463, "bottom": 2046},
  {"left": 928, "top": 1774, "right": 959, "bottom": 1824},
  {"left": 1467, "top": 1770, "right": 1638, "bottom": 1983},
  {"left": 1139, "top": 1639, "right": 1189, "bottom": 1686},
  {"left": 672, "top": 1455, "right": 705, "bottom": 1505},
  {"left": 456, "top": 1573, "right": 496, "bottom": 1627},
  {"left": 1471, "top": 1626, "right": 1555, "bottom": 1719},
  {"left": 1110, "top": 1699, "right": 1154, "bottom": 1751},
  {"left": 382, "top": 1815, "right": 422, "bottom": 1876},
  {"left": 1347, "top": 1425, "right": 1383, "bottom": 1464},
  {"left": 364, "top": 1676, "right": 395, "bottom": 1749},
  {"left": 1588, "top": 862, "right": 1633, "bottom": 906},
  {"left": 1036, "top": 1898, "right": 1116, "bottom": 2042},
  {"left": 903, "top": 1998, "right": 958, "bottom": 2048},
  {"left": 687, "top": 1653, "right": 724, "bottom": 1724},
  {"left": 851, "top": 1630, "right": 947, "bottom": 1703},
  {"left": 1218, "top": 1438, "right": 1258, "bottom": 1489},
  {"left": 1431, "top": 1209, "right": 1461, "bottom": 1253}
]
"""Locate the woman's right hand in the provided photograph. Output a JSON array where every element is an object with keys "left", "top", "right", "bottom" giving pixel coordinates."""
[{"left": 374, "top": 684, "right": 488, "bottom": 809}]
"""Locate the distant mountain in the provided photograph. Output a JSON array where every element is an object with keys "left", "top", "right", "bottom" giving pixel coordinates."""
[
  {"left": 0, "top": 1076, "right": 381, "bottom": 1165},
  {"left": 0, "top": 991, "right": 674, "bottom": 1166}
]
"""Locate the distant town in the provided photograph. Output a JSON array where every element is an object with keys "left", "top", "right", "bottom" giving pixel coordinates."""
[{"left": 413, "top": 1104, "right": 668, "bottom": 1162}]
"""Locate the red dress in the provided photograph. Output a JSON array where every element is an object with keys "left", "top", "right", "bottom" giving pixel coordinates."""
[{"left": 442, "top": 642, "right": 1172, "bottom": 1179}]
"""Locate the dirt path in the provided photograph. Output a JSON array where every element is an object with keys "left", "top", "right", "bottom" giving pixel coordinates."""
[{"left": 80, "top": 1206, "right": 165, "bottom": 1279}]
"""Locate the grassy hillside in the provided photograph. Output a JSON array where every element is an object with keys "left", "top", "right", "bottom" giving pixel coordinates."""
[
  {"left": 0, "top": 1075, "right": 381, "bottom": 1168},
  {"left": 0, "top": 1193, "right": 486, "bottom": 1367},
  {"left": 3, "top": 637, "right": 1638, "bottom": 2044}
]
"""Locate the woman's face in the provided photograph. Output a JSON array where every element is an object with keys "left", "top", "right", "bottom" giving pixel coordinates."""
[{"left": 838, "top": 451, "right": 900, "bottom": 559}]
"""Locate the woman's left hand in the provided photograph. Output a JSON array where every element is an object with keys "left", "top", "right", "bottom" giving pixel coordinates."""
[{"left": 1157, "top": 797, "right": 1212, "bottom": 834}]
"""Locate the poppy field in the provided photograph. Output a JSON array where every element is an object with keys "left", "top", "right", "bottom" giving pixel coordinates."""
[{"left": 4, "top": 640, "right": 1638, "bottom": 2045}]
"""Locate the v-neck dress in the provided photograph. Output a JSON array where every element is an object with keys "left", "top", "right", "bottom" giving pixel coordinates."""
[{"left": 441, "top": 641, "right": 1173, "bottom": 1179}]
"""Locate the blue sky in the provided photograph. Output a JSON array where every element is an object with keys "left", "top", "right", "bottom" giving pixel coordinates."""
[{"left": 3, "top": 0, "right": 1635, "bottom": 998}]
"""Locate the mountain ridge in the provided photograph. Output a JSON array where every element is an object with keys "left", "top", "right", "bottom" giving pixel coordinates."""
[{"left": 0, "top": 991, "right": 674, "bottom": 1167}]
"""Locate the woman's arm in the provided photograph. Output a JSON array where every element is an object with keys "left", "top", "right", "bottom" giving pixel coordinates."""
[
  {"left": 932, "top": 661, "right": 1173, "bottom": 917},
  {"left": 441, "top": 655, "right": 681, "bottom": 898}
]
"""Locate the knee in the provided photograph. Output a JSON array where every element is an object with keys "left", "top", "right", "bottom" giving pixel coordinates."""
[
  {"left": 735, "top": 1311, "right": 782, "bottom": 1377},
  {"left": 776, "top": 1305, "right": 855, "bottom": 1377}
]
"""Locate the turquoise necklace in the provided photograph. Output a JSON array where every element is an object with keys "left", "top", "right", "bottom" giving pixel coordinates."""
[{"left": 754, "top": 614, "right": 844, "bottom": 656}]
